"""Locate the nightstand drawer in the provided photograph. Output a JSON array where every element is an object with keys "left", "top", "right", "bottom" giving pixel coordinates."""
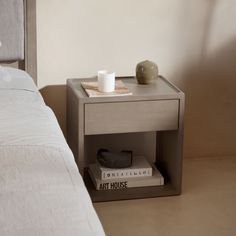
[{"left": 84, "top": 100, "right": 179, "bottom": 135}]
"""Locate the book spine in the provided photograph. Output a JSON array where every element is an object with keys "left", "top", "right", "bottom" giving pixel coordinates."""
[
  {"left": 98, "top": 167, "right": 152, "bottom": 180},
  {"left": 93, "top": 177, "right": 164, "bottom": 191}
]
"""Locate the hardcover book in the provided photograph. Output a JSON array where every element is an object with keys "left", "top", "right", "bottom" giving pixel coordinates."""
[
  {"left": 88, "top": 164, "right": 164, "bottom": 191},
  {"left": 96, "top": 156, "right": 152, "bottom": 180},
  {"left": 81, "top": 80, "right": 132, "bottom": 97}
]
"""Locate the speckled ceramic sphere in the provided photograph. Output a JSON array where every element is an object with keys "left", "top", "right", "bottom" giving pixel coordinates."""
[{"left": 136, "top": 60, "right": 159, "bottom": 84}]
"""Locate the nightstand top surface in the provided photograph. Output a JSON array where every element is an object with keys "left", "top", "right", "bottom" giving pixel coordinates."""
[{"left": 67, "top": 76, "right": 184, "bottom": 102}]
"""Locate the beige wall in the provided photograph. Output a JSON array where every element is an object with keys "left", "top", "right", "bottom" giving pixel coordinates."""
[{"left": 37, "top": 0, "right": 236, "bottom": 159}]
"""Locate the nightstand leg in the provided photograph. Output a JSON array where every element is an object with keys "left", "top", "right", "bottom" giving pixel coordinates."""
[
  {"left": 77, "top": 103, "right": 85, "bottom": 177},
  {"left": 156, "top": 97, "right": 184, "bottom": 194},
  {"left": 156, "top": 130, "right": 183, "bottom": 194},
  {"left": 78, "top": 133, "right": 85, "bottom": 176}
]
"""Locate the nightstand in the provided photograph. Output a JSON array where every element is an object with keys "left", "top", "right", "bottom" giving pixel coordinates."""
[{"left": 67, "top": 76, "right": 184, "bottom": 202}]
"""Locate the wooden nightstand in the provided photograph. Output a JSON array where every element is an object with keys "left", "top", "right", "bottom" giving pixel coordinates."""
[{"left": 67, "top": 76, "right": 185, "bottom": 202}]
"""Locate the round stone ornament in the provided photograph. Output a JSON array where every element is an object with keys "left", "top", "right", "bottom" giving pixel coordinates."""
[{"left": 136, "top": 60, "right": 159, "bottom": 84}]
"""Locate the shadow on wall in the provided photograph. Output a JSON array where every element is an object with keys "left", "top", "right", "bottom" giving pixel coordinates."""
[
  {"left": 179, "top": 38, "right": 236, "bottom": 159},
  {"left": 40, "top": 85, "right": 67, "bottom": 137},
  {"left": 170, "top": 0, "right": 236, "bottom": 159}
]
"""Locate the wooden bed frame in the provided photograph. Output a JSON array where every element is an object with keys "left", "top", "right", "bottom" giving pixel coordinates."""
[
  {"left": 19, "top": 0, "right": 37, "bottom": 84},
  {"left": 0, "top": 0, "right": 37, "bottom": 84}
]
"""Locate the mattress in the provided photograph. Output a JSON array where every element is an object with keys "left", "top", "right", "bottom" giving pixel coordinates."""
[{"left": 0, "top": 67, "right": 105, "bottom": 236}]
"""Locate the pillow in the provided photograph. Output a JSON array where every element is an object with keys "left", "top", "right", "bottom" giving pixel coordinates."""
[{"left": 0, "top": 66, "right": 38, "bottom": 92}]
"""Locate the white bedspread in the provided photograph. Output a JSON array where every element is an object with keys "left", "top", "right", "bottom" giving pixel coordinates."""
[{"left": 0, "top": 79, "right": 105, "bottom": 235}]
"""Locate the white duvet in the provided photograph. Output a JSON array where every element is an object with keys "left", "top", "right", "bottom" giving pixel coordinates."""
[{"left": 0, "top": 67, "right": 105, "bottom": 236}]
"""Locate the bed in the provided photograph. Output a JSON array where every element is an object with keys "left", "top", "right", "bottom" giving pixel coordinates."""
[{"left": 0, "top": 1, "right": 105, "bottom": 235}]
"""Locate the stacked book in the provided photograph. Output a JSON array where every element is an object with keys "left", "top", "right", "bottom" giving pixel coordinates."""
[{"left": 88, "top": 156, "right": 164, "bottom": 190}]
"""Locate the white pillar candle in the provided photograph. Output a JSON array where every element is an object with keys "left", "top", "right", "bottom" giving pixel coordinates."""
[{"left": 97, "top": 70, "right": 115, "bottom": 93}]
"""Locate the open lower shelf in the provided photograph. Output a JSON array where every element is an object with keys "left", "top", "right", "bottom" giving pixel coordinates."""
[{"left": 84, "top": 170, "right": 180, "bottom": 202}]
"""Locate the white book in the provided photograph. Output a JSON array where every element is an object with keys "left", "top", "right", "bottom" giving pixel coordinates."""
[
  {"left": 96, "top": 156, "right": 152, "bottom": 180},
  {"left": 88, "top": 164, "right": 164, "bottom": 191}
]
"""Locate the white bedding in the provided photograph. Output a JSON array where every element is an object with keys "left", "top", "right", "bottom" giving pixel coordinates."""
[{"left": 0, "top": 68, "right": 105, "bottom": 236}]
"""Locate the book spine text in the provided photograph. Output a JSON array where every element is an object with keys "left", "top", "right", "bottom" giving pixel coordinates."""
[{"left": 100, "top": 168, "right": 152, "bottom": 180}]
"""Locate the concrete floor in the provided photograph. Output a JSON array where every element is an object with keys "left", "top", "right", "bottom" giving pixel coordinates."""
[{"left": 94, "top": 157, "right": 236, "bottom": 236}]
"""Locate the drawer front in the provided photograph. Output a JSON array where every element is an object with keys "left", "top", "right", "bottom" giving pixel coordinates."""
[{"left": 85, "top": 100, "right": 179, "bottom": 135}]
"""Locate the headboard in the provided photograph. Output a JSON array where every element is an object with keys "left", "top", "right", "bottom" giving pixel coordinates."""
[{"left": 0, "top": 0, "right": 37, "bottom": 83}]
